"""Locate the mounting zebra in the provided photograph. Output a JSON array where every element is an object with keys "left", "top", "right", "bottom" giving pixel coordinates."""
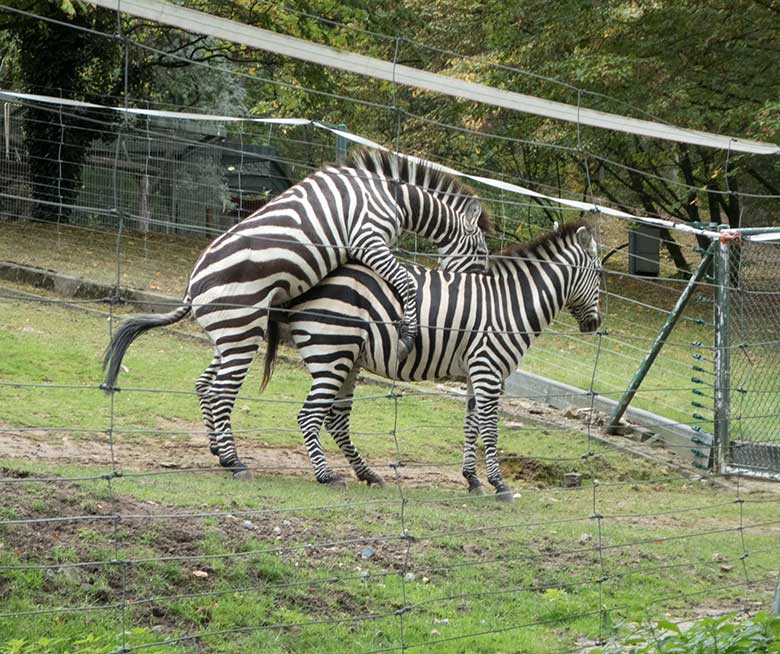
[
  {"left": 265, "top": 221, "right": 602, "bottom": 499},
  {"left": 102, "top": 150, "right": 493, "bottom": 475}
]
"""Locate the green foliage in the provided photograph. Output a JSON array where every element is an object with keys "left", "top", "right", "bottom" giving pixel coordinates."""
[{"left": 596, "top": 612, "right": 780, "bottom": 654}]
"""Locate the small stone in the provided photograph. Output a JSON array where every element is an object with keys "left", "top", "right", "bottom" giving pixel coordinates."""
[
  {"left": 505, "top": 421, "right": 525, "bottom": 430},
  {"left": 610, "top": 421, "right": 635, "bottom": 436},
  {"left": 282, "top": 520, "right": 292, "bottom": 527},
  {"left": 512, "top": 493, "right": 522, "bottom": 500},
  {"left": 720, "top": 564, "right": 733, "bottom": 573},
  {"left": 159, "top": 462, "right": 178, "bottom": 469},
  {"left": 360, "top": 570, "right": 370, "bottom": 580},
  {"left": 404, "top": 572, "right": 416, "bottom": 581},
  {"left": 564, "top": 406, "right": 579, "bottom": 419},
  {"left": 563, "top": 473, "right": 582, "bottom": 488},
  {"left": 360, "top": 546, "right": 375, "bottom": 560},
  {"left": 273, "top": 526, "right": 282, "bottom": 535},
  {"left": 712, "top": 552, "right": 726, "bottom": 562},
  {"left": 579, "top": 533, "right": 592, "bottom": 544},
  {"left": 433, "top": 618, "right": 449, "bottom": 625},
  {"left": 240, "top": 405, "right": 250, "bottom": 413},
  {"left": 242, "top": 520, "right": 254, "bottom": 530},
  {"left": 422, "top": 576, "right": 430, "bottom": 584},
  {"left": 635, "top": 427, "right": 657, "bottom": 443},
  {"left": 192, "top": 570, "right": 209, "bottom": 578},
  {"left": 430, "top": 629, "right": 440, "bottom": 636}
]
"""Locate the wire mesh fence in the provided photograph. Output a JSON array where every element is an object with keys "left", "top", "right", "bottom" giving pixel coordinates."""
[
  {"left": 1, "top": 3, "right": 780, "bottom": 654},
  {"left": 724, "top": 237, "right": 780, "bottom": 475}
]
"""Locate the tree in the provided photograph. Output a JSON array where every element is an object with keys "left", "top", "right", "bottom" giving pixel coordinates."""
[{"left": 1, "top": 1, "right": 123, "bottom": 223}]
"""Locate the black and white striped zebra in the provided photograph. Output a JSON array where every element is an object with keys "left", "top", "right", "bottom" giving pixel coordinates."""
[
  {"left": 266, "top": 221, "right": 602, "bottom": 498},
  {"left": 102, "top": 151, "right": 492, "bottom": 474}
]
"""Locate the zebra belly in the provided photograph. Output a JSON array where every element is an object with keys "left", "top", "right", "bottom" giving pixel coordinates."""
[{"left": 288, "top": 263, "right": 477, "bottom": 383}]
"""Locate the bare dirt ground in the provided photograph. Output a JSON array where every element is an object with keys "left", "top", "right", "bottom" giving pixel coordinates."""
[{"left": 0, "top": 424, "right": 471, "bottom": 488}]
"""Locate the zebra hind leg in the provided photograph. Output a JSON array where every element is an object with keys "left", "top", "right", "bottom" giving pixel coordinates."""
[
  {"left": 208, "top": 341, "right": 262, "bottom": 478},
  {"left": 462, "top": 397, "right": 484, "bottom": 495},
  {"left": 298, "top": 395, "right": 346, "bottom": 487},
  {"left": 325, "top": 378, "right": 384, "bottom": 487},
  {"left": 195, "top": 356, "right": 220, "bottom": 457}
]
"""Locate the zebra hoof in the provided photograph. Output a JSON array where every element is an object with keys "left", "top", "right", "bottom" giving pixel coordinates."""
[
  {"left": 360, "top": 472, "right": 386, "bottom": 488},
  {"left": 468, "top": 484, "right": 486, "bottom": 496},
  {"left": 495, "top": 489, "right": 514, "bottom": 503},
  {"left": 225, "top": 460, "right": 251, "bottom": 479}
]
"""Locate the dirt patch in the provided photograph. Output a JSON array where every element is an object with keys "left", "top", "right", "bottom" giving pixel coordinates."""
[{"left": 0, "top": 425, "right": 467, "bottom": 489}]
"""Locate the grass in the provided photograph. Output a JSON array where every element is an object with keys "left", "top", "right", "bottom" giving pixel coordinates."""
[
  {"left": 0, "top": 219, "right": 719, "bottom": 429},
  {"left": 1, "top": 286, "right": 779, "bottom": 653},
  {"left": 1, "top": 457, "right": 778, "bottom": 654}
]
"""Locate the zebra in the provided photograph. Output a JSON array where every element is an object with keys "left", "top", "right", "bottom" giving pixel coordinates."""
[
  {"left": 102, "top": 150, "right": 493, "bottom": 475},
  {"left": 265, "top": 220, "right": 602, "bottom": 498}
]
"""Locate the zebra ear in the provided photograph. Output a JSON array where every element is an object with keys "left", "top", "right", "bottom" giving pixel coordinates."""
[
  {"left": 464, "top": 199, "right": 482, "bottom": 228},
  {"left": 576, "top": 226, "right": 598, "bottom": 257}
]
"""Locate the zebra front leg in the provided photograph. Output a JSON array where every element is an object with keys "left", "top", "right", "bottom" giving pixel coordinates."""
[
  {"left": 325, "top": 370, "right": 385, "bottom": 487},
  {"left": 472, "top": 374, "right": 513, "bottom": 502},
  {"left": 462, "top": 396, "right": 484, "bottom": 495},
  {"left": 351, "top": 231, "right": 417, "bottom": 361}
]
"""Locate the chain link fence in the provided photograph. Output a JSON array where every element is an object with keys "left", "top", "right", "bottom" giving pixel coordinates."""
[
  {"left": 0, "top": 100, "right": 340, "bottom": 235},
  {"left": 724, "top": 237, "right": 780, "bottom": 475}
]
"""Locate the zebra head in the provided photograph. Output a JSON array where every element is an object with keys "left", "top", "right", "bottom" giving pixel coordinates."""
[
  {"left": 566, "top": 225, "right": 602, "bottom": 334},
  {"left": 437, "top": 199, "right": 491, "bottom": 273}
]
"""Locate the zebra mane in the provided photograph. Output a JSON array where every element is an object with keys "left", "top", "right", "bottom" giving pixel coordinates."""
[
  {"left": 348, "top": 149, "right": 493, "bottom": 234},
  {"left": 499, "top": 220, "right": 594, "bottom": 260}
]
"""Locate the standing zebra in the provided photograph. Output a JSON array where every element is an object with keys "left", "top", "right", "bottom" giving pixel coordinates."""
[
  {"left": 267, "top": 221, "right": 602, "bottom": 498},
  {"left": 102, "top": 150, "right": 492, "bottom": 474}
]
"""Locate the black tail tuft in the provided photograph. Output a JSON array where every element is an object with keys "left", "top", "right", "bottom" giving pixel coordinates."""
[
  {"left": 102, "top": 301, "right": 191, "bottom": 393},
  {"left": 260, "top": 318, "right": 280, "bottom": 393}
]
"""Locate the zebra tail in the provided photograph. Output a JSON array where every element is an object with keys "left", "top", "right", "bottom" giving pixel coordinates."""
[
  {"left": 260, "top": 317, "right": 280, "bottom": 393},
  {"left": 101, "top": 299, "right": 192, "bottom": 393}
]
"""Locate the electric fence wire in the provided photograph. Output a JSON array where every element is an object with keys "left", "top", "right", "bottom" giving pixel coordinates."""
[{"left": 1, "top": 2, "right": 779, "bottom": 652}]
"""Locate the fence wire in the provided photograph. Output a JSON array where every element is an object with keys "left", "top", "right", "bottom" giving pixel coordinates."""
[{"left": 1, "top": 4, "right": 780, "bottom": 654}]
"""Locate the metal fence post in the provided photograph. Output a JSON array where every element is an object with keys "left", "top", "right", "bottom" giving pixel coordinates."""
[
  {"left": 334, "top": 123, "right": 348, "bottom": 163},
  {"left": 713, "top": 233, "right": 731, "bottom": 473},
  {"left": 773, "top": 576, "right": 780, "bottom": 614},
  {"left": 606, "top": 242, "right": 715, "bottom": 433}
]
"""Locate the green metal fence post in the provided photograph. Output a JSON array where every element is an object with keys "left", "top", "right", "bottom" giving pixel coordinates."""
[
  {"left": 712, "top": 233, "right": 731, "bottom": 473},
  {"left": 605, "top": 242, "right": 716, "bottom": 434}
]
